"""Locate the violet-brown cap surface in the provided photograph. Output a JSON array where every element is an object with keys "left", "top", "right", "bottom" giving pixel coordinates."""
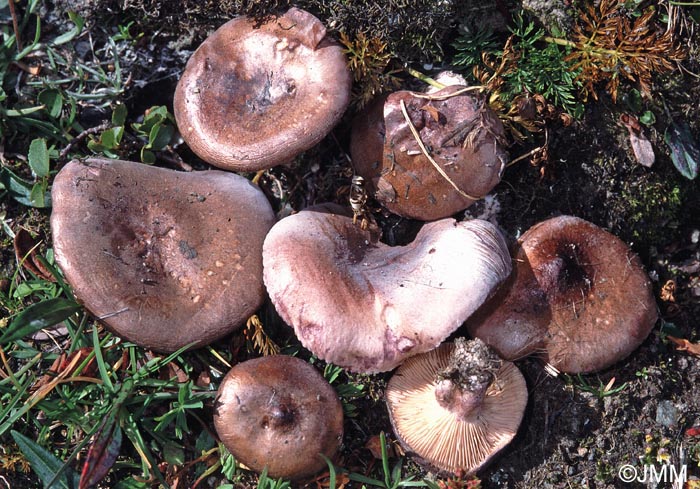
[
  {"left": 351, "top": 86, "right": 508, "bottom": 221},
  {"left": 466, "top": 215, "right": 658, "bottom": 373},
  {"left": 174, "top": 8, "right": 351, "bottom": 171},
  {"left": 213, "top": 355, "right": 343, "bottom": 479},
  {"left": 51, "top": 158, "right": 275, "bottom": 352}
]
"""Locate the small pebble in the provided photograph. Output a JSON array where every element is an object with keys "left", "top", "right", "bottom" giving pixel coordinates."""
[{"left": 656, "top": 400, "right": 679, "bottom": 428}]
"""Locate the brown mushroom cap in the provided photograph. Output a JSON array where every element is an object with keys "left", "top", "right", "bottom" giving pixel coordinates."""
[
  {"left": 173, "top": 8, "right": 351, "bottom": 171},
  {"left": 51, "top": 158, "right": 275, "bottom": 352},
  {"left": 213, "top": 355, "right": 343, "bottom": 480},
  {"left": 262, "top": 205, "right": 512, "bottom": 373},
  {"left": 466, "top": 215, "right": 658, "bottom": 373},
  {"left": 386, "top": 339, "right": 527, "bottom": 475},
  {"left": 351, "top": 86, "right": 508, "bottom": 221}
]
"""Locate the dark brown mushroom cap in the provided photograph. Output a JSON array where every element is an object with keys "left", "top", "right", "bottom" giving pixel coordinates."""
[
  {"left": 51, "top": 158, "right": 275, "bottom": 352},
  {"left": 173, "top": 8, "right": 351, "bottom": 171},
  {"left": 350, "top": 86, "right": 508, "bottom": 221},
  {"left": 386, "top": 341, "right": 527, "bottom": 475},
  {"left": 262, "top": 205, "right": 512, "bottom": 373},
  {"left": 213, "top": 355, "right": 343, "bottom": 480},
  {"left": 466, "top": 215, "right": 658, "bottom": 373}
]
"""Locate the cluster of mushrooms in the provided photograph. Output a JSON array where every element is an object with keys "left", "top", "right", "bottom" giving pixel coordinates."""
[{"left": 49, "top": 7, "right": 659, "bottom": 482}]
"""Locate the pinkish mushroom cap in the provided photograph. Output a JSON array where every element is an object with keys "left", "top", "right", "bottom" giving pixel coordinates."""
[
  {"left": 51, "top": 158, "right": 275, "bottom": 352},
  {"left": 262, "top": 205, "right": 512, "bottom": 373},
  {"left": 213, "top": 355, "right": 343, "bottom": 480},
  {"left": 466, "top": 215, "right": 658, "bottom": 373},
  {"left": 351, "top": 85, "right": 508, "bottom": 221},
  {"left": 174, "top": 8, "right": 351, "bottom": 171}
]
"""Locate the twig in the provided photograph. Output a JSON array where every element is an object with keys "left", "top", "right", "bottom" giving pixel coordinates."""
[
  {"left": 8, "top": 0, "right": 22, "bottom": 52},
  {"left": 507, "top": 129, "right": 549, "bottom": 167},
  {"left": 58, "top": 121, "right": 111, "bottom": 162},
  {"left": 412, "top": 86, "right": 485, "bottom": 101},
  {"left": 398, "top": 99, "right": 482, "bottom": 201},
  {"left": 157, "top": 146, "right": 192, "bottom": 172}
]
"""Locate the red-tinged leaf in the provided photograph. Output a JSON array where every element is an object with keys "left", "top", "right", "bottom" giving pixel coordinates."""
[
  {"left": 620, "top": 113, "right": 654, "bottom": 168},
  {"left": 32, "top": 347, "right": 97, "bottom": 393},
  {"left": 13, "top": 228, "right": 56, "bottom": 281},
  {"left": 667, "top": 336, "right": 700, "bottom": 356},
  {"left": 80, "top": 417, "right": 122, "bottom": 489},
  {"left": 686, "top": 426, "right": 700, "bottom": 437}
]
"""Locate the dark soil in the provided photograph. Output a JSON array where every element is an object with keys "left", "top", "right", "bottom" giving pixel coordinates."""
[{"left": 3, "top": 0, "right": 700, "bottom": 488}]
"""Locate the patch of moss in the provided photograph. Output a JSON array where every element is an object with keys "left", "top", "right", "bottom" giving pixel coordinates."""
[{"left": 612, "top": 175, "right": 683, "bottom": 248}]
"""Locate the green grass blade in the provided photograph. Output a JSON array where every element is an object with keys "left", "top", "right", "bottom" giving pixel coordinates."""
[
  {"left": 320, "top": 454, "right": 337, "bottom": 489},
  {"left": 92, "top": 325, "right": 115, "bottom": 393},
  {"left": 10, "top": 430, "right": 80, "bottom": 489},
  {"left": 0, "top": 297, "right": 81, "bottom": 345}
]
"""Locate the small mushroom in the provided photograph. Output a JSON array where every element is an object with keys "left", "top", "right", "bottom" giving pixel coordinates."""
[
  {"left": 51, "top": 158, "right": 275, "bottom": 352},
  {"left": 350, "top": 85, "right": 508, "bottom": 221},
  {"left": 385, "top": 338, "right": 527, "bottom": 475},
  {"left": 262, "top": 204, "right": 512, "bottom": 373},
  {"left": 466, "top": 215, "right": 658, "bottom": 373},
  {"left": 213, "top": 355, "right": 343, "bottom": 480},
  {"left": 174, "top": 8, "right": 351, "bottom": 171}
]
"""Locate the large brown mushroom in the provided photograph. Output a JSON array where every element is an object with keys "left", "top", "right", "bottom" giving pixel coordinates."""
[
  {"left": 262, "top": 204, "right": 512, "bottom": 373},
  {"left": 174, "top": 8, "right": 351, "bottom": 171},
  {"left": 385, "top": 338, "right": 527, "bottom": 475},
  {"left": 466, "top": 215, "right": 658, "bottom": 373},
  {"left": 51, "top": 158, "right": 275, "bottom": 352},
  {"left": 213, "top": 355, "right": 343, "bottom": 480},
  {"left": 351, "top": 85, "right": 508, "bottom": 221}
]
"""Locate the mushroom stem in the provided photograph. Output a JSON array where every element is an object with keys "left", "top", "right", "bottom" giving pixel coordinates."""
[{"left": 434, "top": 338, "right": 502, "bottom": 421}]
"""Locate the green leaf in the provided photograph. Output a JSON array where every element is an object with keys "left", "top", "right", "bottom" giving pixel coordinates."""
[
  {"left": 28, "top": 138, "right": 50, "bottom": 178},
  {"left": 140, "top": 148, "right": 156, "bottom": 164},
  {"left": 111, "top": 103, "right": 127, "bottom": 126},
  {"left": 639, "top": 110, "right": 656, "bottom": 126},
  {"left": 148, "top": 122, "right": 174, "bottom": 150},
  {"left": 51, "top": 12, "right": 85, "bottom": 46},
  {"left": 11, "top": 430, "right": 80, "bottom": 489},
  {"left": 38, "top": 89, "right": 64, "bottom": 118},
  {"left": 0, "top": 298, "right": 81, "bottom": 345},
  {"left": 162, "top": 441, "right": 185, "bottom": 465},
  {"left": 0, "top": 167, "right": 51, "bottom": 208},
  {"left": 665, "top": 119, "right": 700, "bottom": 180},
  {"left": 30, "top": 181, "right": 48, "bottom": 207}
]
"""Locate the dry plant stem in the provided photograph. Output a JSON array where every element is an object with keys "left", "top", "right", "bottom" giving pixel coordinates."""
[
  {"left": 58, "top": 122, "right": 111, "bottom": 162},
  {"left": 398, "top": 99, "right": 482, "bottom": 201},
  {"left": 412, "top": 86, "right": 486, "bottom": 101},
  {"left": 507, "top": 129, "right": 549, "bottom": 167},
  {"left": 251, "top": 170, "right": 266, "bottom": 185},
  {"left": 157, "top": 147, "right": 193, "bottom": 172},
  {"left": 8, "top": 0, "right": 22, "bottom": 52}
]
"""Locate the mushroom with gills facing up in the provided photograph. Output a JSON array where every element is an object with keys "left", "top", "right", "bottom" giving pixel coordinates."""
[
  {"left": 465, "top": 215, "right": 658, "bottom": 373},
  {"left": 174, "top": 7, "right": 352, "bottom": 172},
  {"left": 213, "top": 355, "right": 344, "bottom": 480},
  {"left": 50, "top": 158, "right": 276, "bottom": 352},
  {"left": 385, "top": 338, "right": 528, "bottom": 475},
  {"left": 262, "top": 204, "right": 512, "bottom": 373}
]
